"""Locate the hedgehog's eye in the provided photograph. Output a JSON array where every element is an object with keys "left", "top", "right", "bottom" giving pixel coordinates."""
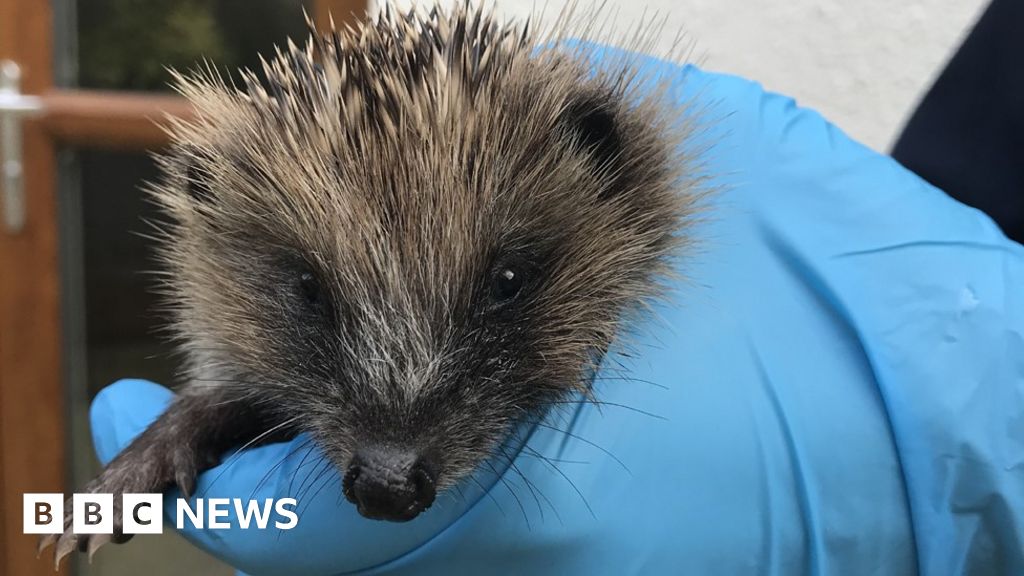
[
  {"left": 491, "top": 266, "right": 525, "bottom": 302},
  {"left": 298, "top": 269, "right": 323, "bottom": 307},
  {"left": 293, "top": 264, "right": 336, "bottom": 326}
]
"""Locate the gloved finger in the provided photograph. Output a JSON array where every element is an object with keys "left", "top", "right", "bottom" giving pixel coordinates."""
[{"left": 89, "top": 379, "right": 175, "bottom": 465}]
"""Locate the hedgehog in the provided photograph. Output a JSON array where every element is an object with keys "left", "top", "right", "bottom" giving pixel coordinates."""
[{"left": 41, "top": 2, "right": 700, "bottom": 566}]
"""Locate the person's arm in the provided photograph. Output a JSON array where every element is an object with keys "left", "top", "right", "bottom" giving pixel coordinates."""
[{"left": 892, "top": 0, "right": 1024, "bottom": 241}]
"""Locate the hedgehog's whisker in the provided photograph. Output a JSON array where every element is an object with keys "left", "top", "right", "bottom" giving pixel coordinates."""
[
  {"left": 544, "top": 398, "right": 667, "bottom": 420},
  {"left": 483, "top": 459, "right": 530, "bottom": 529},
  {"left": 199, "top": 415, "right": 302, "bottom": 498},
  {"left": 520, "top": 444, "right": 594, "bottom": 520},
  {"left": 245, "top": 436, "right": 316, "bottom": 501}
]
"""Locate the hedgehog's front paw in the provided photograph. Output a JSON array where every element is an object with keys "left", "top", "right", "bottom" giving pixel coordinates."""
[{"left": 37, "top": 442, "right": 204, "bottom": 569}]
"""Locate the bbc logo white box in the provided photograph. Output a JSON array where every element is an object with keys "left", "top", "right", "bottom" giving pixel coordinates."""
[
  {"left": 122, "top": 494, "right": 163, "bottom": 534},
  {"left": 23, "top": 493, "right": 63, "bottom": 534},
  {"left": 73, "top": 493, "right": 113, "bottom": 535}
]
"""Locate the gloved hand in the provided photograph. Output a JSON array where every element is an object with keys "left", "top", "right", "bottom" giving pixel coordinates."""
[{"left": 90, "top": 44, "right": 1024, "bottom": 576}]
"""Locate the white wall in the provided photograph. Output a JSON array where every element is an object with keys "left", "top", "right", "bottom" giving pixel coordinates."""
[{"left": 387, "top": 0, "right": 988, "bottom": 152}]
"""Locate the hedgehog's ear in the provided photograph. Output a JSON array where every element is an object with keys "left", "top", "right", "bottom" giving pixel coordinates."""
[{"left": 560, "top": 92, "right": 624, "bottom": 198}]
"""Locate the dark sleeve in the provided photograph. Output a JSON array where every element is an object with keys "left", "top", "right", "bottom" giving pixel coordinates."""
[{"left": 891, "top": 0, "right": 1024, "bottom": 242}]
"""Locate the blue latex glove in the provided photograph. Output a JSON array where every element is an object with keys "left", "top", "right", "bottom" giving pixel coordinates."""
[{"left": 90, "top": 44, "right": 1024, "bottom": 575}]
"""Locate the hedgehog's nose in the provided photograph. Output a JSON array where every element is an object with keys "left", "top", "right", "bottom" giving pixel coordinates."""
[{"left": 342, "top": 446, "right": 436, "bottom": 522}]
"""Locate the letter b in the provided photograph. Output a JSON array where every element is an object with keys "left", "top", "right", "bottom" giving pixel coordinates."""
[
  {"left": 73, "top": 494, "right": 113, "bottom": 535},
  {"left": 23, "top": 494, "right": 62, "bottom": 534}
]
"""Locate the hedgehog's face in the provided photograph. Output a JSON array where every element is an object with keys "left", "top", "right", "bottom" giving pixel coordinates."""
[{"left": 155, "top": 20, "right": 690, "bottom": 522}]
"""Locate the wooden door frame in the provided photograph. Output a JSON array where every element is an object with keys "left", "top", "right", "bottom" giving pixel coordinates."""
[
  {"left": 0, "top": 1, "right": 67, "bottom": 574},
  {"left": 0, "top": 2, "right": 365, "bottom": 574}
]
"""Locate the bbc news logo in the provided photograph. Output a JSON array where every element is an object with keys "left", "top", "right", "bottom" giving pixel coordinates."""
[{"left": 24, "top": 494, "right": 299, "bottom": 534}]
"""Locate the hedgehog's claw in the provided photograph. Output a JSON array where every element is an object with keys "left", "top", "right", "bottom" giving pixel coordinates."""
[
  {"left": 54, "top": 531, "right": 77, "bottom": 571},
  {"left": 36, "top": 533, "right": 56, "bottom": 558},
  {"left": 175, "top": 468, "right": 196, "bottom": 500},
  {"left": 41, "top": 506, "right": 129, "bottom": 568},
  {"left": 86, "top": 533, "right": 112, "bottom": 563}
]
